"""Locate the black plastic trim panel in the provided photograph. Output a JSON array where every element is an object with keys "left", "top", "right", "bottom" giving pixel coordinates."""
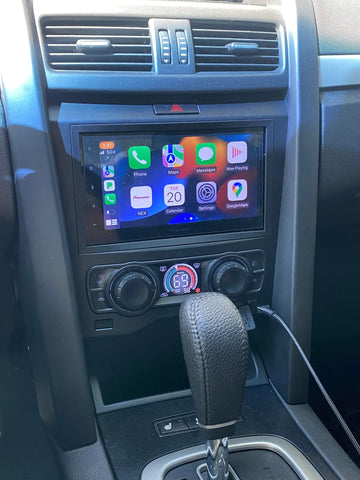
[
  {"left": 318, "top": 89, "right": 360, "bottom": 230},
  {"left": 98, "top": 385, "right": 341, "bottom": 480},
  {"left": 258, "top": 0, "right": 320, "bottom": 404},
  {"left": 0, "top": 0, "right": 96, "bottom": 450},
  {"left": 0, "top": 101, "right": 15, "bottom": 254},
  {"left": 32, "top": 0, "right": 287, "bottom": 93}
]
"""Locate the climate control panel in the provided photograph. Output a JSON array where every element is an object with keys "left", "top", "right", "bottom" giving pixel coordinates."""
[{"left": 87, "top": 250, "right": 265, "bottom": 316}]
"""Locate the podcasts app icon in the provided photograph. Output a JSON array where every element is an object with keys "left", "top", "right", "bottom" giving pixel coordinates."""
[{"left": 227, "top": 179, "right": 248, "bottom": 202}]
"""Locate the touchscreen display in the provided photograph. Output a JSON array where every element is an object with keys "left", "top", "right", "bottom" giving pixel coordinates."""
[{"left": 82, "top": 129, "right": 264, "bottom": 244}]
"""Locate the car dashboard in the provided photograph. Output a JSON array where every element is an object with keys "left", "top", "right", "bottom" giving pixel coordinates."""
[{"left": 1, "top": 1, "right": 360, "bottom": 479}]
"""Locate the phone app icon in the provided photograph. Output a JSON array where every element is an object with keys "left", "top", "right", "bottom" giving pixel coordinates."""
[
  {"left": 130, "top": 186, "right": 153, "bottom": 209},
  {"left": 102, "top": 165, "right": 115, "bottom": 178},
  {"left": 227, "top": 141, "right": 247, "bottom": 164},
  {"left": 128, "top": 146, "right": 151, "bottom": 169},
  {"left": 162, "top": 144, "right": 184, "bottom": 167},
  {"left": 196, "top": 143, "right": 216, "bottom": 165},
  {"left": 227, "top": 179, "right": 248, "bottom": 201},
  {"left": 104, "top": 193, "right": 117, "bottom": 205},
  {"left": 196, "top": 181, "right": 217, "bottom": 204},
  {"left": 164, "top": 184, "right": 185, "bottom": 206},
  {"left": 103, "top": 179, "right": 115, "bottom": 192}
]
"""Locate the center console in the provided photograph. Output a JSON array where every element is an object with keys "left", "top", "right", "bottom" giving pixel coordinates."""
[
  {"left": 55, "top": 108, "right": 286, "bottom": 341},
  {"left": 78, "top": 124, "right": 267, "bottom": 316},
  {"left": 51, "top": 104, "right": 286, "bottom": 411}
]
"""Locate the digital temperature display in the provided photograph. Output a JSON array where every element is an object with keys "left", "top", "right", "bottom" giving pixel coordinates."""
[{"left": 160, "top": 263, "right": 201, "bottom": 297}]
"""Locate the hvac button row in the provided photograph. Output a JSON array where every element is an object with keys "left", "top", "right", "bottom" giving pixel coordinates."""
[
  {"left": 155, "top": 413, "right": 199, "bottom": 437},
  {"left": 89, "top": 268, "right": 114, "bottom": 313}
]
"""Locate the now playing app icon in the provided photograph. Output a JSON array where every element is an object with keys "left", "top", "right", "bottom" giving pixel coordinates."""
[{"left": 227, "top": 141, "right": 247, "bottom": 164}]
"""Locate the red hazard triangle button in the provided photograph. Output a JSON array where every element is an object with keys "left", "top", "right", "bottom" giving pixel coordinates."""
[
  {"left": 171, "top": 104, "right": 184, "bottom": 112},
  {"left": 153, "top": 104, "right": 199, "bottom": 115}
]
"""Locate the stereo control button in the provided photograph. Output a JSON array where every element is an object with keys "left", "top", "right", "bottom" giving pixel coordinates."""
[
  {"left": 249, "top": 273, "right": 263, "bottom": 292},
  {"left": 91, "top": 291, "right": 112, "bottom": 312},
  {"left": 248, "top": 251, "right": 265, "bottom": 271},
  {"left": 90, "top": 270, "right": 107, "bottom": 289}
]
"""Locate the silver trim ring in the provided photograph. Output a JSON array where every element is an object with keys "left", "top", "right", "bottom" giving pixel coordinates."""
[
  {"left": 141, "top": 435, "right": 324, "bottom": 480},
  {"left": 199, "top": 420, "right": 236, "bottom": 430}
]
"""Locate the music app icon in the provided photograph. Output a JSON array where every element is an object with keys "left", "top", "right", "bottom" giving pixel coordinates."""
[{"left": 227, "top": 141, "right": 247, "bottom": 164}]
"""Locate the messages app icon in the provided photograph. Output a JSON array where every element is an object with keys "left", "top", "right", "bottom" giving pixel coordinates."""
[{"left": 196, "top": 143, "right": 216, "bottom": 165}]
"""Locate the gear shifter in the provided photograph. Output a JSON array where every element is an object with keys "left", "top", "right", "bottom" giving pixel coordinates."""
[{"left": 180, "top": 293, "right": 249, "bottom": 480}]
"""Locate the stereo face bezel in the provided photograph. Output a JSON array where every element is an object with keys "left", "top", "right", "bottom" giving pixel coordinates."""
[{"left": 71, "top": 120, "right": 274, "bottom": 254}]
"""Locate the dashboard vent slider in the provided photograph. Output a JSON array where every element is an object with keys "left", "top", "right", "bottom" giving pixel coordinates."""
[
  {"left": 192, "top": 21, "right": 280, "bottom": 72},
  {"left": 42, "top": 19, "right": 152, "bottom": 72}
]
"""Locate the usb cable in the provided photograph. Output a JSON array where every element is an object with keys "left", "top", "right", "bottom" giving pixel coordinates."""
[{"left": 256, "top": 305, "right": 360, "bottom": 458}]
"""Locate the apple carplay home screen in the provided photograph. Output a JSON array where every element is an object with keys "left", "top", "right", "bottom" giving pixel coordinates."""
[{"left": 82, "top": 129, "right": 264, "bottom": 245}]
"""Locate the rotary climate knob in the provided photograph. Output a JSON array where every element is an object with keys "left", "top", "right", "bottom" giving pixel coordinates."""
[
  {"left": 210, "top": 258, "right": 250, "bottom": 298},
  {"left": 109, "top": 267, "right": 158, "bottom": 315}
]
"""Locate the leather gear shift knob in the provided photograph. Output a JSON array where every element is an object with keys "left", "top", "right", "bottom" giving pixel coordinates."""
[{"left": 180, "top": 292, "right": 249, "bottom": 440}]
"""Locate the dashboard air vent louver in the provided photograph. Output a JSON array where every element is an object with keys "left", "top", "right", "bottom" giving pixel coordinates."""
[
  {"left": 191, "top": 21, "right": 279, "bottom": 72},
  {"left": 42, "top": 19, "right": 152, "bottom": 72}
]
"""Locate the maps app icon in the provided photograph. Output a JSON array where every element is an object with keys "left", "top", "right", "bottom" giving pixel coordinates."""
[{"left": 162, "top": 144, "right": 184, "bottom": 168}]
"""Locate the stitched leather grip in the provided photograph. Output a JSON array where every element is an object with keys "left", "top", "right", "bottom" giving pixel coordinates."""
[{"left": 180, "top": 292, "right": 249, "bottom": 440}]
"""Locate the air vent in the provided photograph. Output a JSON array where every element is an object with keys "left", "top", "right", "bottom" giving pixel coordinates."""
[
  {"left": 191, "top": 21, "right": 280, "bottom": 72},
  {"left": 42, "top": 19, "right": 152, "bottom": 72}
]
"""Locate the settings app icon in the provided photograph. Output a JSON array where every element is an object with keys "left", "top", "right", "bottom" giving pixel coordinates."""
[{"left": 196, "top": 181, "right": 217, "bottom": 204}]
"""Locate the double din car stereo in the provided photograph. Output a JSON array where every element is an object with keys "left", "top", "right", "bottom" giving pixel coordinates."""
[{"left": 80, "top": 126, "right": 265, "bottom": 245}]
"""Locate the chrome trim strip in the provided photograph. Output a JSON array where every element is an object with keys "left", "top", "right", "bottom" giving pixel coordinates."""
[
  {"left": 320, "top": 55, "right": 360, "bottom": 88},
  {"left": 205, "top": 438, "right": 229, "bottom": 480},
  {"left": 196, "top": 463, "right": 241, "bottom": 480},
  {"left": 200, "top": 420, "right": 236, "bottom": 430},
  {"left": 141, "top": 435, "right": 324, "bottom": 480}
]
